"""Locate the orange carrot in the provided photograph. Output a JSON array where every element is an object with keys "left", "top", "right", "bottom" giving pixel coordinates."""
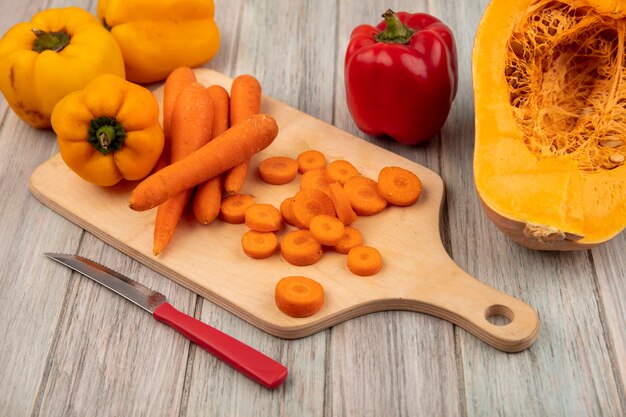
[
  {"left": 244, "top": 203, "right": 282, "bottom": 232},
  {"left": 192, "top": 85, "right": 230, "bottom": 224},
  {"left": 347, "top": 245, "right": 383, "bottom": 276},
  {"left": 224, "top": 74, "right": 262, "bottom": 194},
  {"left": 154, "top": 67, "right": 196, "bottom": 172},
  {"left": 280, "top": 197, "right": 297, "bottom": 226},
  {"left": 377, "top": 166, "right": 423, "bottom": 206},
  {"left": 328, "top": 182, "right": 357, "bottom": 225},
  {"left": 343, "top": 175, "right": 387, "bottom": 216},
  {"left": 290, "top": 189, "right": 335, "bottom": 229},
  {"left": 333, "top": 226, "right": 363, "bottom": 254},
  {"left": 220, "top": 194, "right": 256, "bottom": 224},
  {"left": 153, "top": 82, "right": 213, "bottom": 255},
  {"left": 258, "top": 156, "right": 299, "bottom": 185},
  {"left": 275, "top": 276, "right": 325, "bottom": 318},
  {"left": 129, "top": 114, "right": 278, "bottom": 211},
  {"left": 297, "top": 150, "right": 326, "bottom": 173},
  {"left": 241, "top": 230, "right": 278, "bottom": 259},
  {"left": 309, "top": 214, "right": 345, "bottom": 246},
  {"left": 325, "top": 159, "right": 359, "bottom": 185},
  {"left": 280, "top": 230, "right": 323, "bottom": 266},
  {"left": 300, "top": 168, "right": 331, "bottom": 195}
]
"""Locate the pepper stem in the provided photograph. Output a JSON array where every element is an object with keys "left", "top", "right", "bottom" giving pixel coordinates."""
[
  {"left": 32, "top": 28, "right": 70, "bottom": 53},
  {"left": 88, "top": 117, "right": 126, "bottom": 155},
  {"left": 374, "top": 9, "right": 415, "bottom": 44}
]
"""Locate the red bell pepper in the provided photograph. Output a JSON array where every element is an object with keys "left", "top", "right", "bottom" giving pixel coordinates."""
[{"left": 344, "top": 9, "right": 458, "bottom": 145}]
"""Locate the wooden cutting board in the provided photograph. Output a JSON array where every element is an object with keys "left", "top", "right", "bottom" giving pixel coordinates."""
[{"left": 30, "top": 69, "right": 539, "bottom": 352}]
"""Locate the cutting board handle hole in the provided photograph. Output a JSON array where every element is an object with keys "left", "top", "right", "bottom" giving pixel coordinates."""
[{"left": 485, "top": 304, "right": 514, "bottom": 326}]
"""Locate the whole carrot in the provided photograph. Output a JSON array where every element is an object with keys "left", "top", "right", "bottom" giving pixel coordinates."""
[
  {"left": 129, "top": 114, "right": 279, "bottom": 212},
  {"left": 192, "top": 84, "right": 230, "bottom": 224},
  {"left": 153, "top": 82, "right": 213, "bottom": 255},
  {"left": 153, "top": 67, "right": 196, "bottom": 172},
  {"left": 224, "top": 74, "right": 262, "bottom": 194}
]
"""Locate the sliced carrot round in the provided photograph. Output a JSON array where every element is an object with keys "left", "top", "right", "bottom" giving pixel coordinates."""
[
  {"left": 332, "top": 226, "right": 363, "bottom": 254},
  {"left": 280, "top": 197, "right": 297, "bottom": 226},
  {"left": 347, "top": 245, "right": 382, "bottom": 276},
  {"left": 297, "top": 150, "right": 326, "bottom": 173},
  {"left": 290, "top": 188, "right": 335, "bottom": 229},
  {"left": 325, "top": 160, "right": 359, "bottom": 185},
  {"left": 377, "top": 166, "right": 422, "bottom": 206},
  {"left": 343, "top": 176, "right": 387, "bottom": 216},
  {"left": 328, "top": 182, "right": 358, "bottom": 225},
  {"left": 309, "top": 214, "right": 345, "bottom": 246},
  {"left": 241, "top": 230, "right": 278, "bottom": 259},
  {"left": 275, "top": 276, "right": 324, "bottom": 318},
  {"left": 244, "top": 203, "right": 282, "bottom": 232},
  {"left": 300, "top": 168, "right": 331, "bottom": 195},
  {"left": 220, "top": 194, "right": 256, "bottom": 224},
  {"left": 258, "top": 156, "right": 299, "bottom": 185},
  {"left": 280, "top": 230, "right": 323, "bottom": 266}
]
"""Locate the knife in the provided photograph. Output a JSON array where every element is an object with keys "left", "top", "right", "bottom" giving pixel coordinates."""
[{"left": 45, "top": 253, "right": 288, "bottom": 389}]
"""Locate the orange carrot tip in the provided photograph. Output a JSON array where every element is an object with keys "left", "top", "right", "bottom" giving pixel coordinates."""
[
  {"left": 275, "top": 275, "right": 325, "bottom": 318},
  {"left": 297, "top": 150, "right": 326, "bottom": 173},
  {"left": 220, "top": 194, "right": 256, "bottom": 224},
  {"left": 290, "top": 188, "right": 335, "bottom": 229},
  {"left": 325, "top": 159, "right": 359, "bottom": 185},
  {"left": 280, "top": 230, "right": 323, "bottom": 266},
  {"left": 343, "top": 175, "right": 387, "bottom": 216},
  {"left": 241, "top": 230, "right": 278, "bottom": 259},
  {"left": 347, "top": 245, "right": 382, "bottom": 276},
  {"left": 377, "top": 166, "right": 423, "bottom": 206},
  {"left": 309, "top": 214, "right": 345, "bottom": 246},
  {"left": 332, "top": 226, "right": 363, "bottom": 254},
  {"left": 258, "top": 156, "right": 299, "bottom": 185},
  {"left": 244, "top": 203, "right": 282, "bottom": 232}
]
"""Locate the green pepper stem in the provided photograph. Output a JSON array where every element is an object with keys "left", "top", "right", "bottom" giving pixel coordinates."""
[
  {"left": 32, "top": 28, "right": 70, "bottom": 53},
  {"left": 374, "top": 9, "right": 415, "bottom": 44},
  {"left": 88, "top": 117, "right": 126, "bottom": 155}
]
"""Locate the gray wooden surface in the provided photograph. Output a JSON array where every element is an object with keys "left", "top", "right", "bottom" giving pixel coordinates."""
[{"left": 0, "top": 1, "right": 624, "bottom": 416}]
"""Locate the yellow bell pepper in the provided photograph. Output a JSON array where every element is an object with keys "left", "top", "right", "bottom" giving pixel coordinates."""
[
  {"left": 97, "top": 0, "right": 220, "bottom": 84},
  {"left": 0, "top": 7, "right": 125, "bottom": 129},
  {"left": 51, "top": 74, "right": 164, "bottom": 187}
]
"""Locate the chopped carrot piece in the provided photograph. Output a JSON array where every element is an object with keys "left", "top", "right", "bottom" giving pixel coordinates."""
[
  {"left": 300, "top": 168, "right": 331, "bottom": 195},
  {"left": 258, "top": 156, "right": 299, "bottom": 185},
  {"left": 244, "top": 203, "right": 282, "bottom": 232},
  {"left": 220, "top": 194, "right": 255, "bottom": 224},
  {"left": 280, "top": 230, "right": 323, "bottom": 266},
  {"left": 241, "top": 230, "right": 278, "bottom": 259},
  {"left": 347, "top": 245, "right": 382, "bottom": 276},
  {"left": 280, "top": 197, "right": 297, "bottom": 226},
  {"left": 333, "top": 226, "right": 363, "bottom": 254},
  {"left": 297, "top": 150, "right": 326, "bottom": 173},
  {"left": 377, "top": 166, "right": 422, "bottom": 206},
  {"left": 275, "top": 276, "right": 324, "bottom": 318},
  {"left": 325, "top": 159, "right": 358, "bottom": 185},
  {"left": 309, "top": 214, "right": 345, "bottom": 246},
  {"left": 343, "top": 176, "right": 387, "bottom": 216},
  {"left": 328, "top": 182, "right": 358, "bottom": 225},
  {"left": 290, "top": 189, "right": 335, "bottom": 229}
]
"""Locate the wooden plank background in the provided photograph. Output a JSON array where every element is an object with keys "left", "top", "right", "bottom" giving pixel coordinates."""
[{"left": 0, "top": 0, "right": 624, "bottom": 416}]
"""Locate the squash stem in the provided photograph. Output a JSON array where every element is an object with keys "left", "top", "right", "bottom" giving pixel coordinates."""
[
  {"left": 375, "top": 9, "right": 415, "bottom": 44},
  {"left": 31, "top": 28, "right": 70, "bottom": 53}
]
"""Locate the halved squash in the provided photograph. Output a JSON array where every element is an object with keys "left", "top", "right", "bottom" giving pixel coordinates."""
[{"left": 473, "top": 0, "right": 626, "bottom": 250}]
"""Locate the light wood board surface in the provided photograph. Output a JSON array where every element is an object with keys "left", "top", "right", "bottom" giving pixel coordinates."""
[
  {"left": 30, "top": 68, "right": 539, "bottom": 352},
  {"left": 0, "top": 0, "right": 624, "bottom": 416}
]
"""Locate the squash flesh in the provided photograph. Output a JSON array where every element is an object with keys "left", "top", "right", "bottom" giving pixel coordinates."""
[{"left": 473, "top": 0, "right": 626, "bottom": 249}]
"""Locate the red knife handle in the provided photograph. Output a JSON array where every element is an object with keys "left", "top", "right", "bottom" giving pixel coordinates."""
[{"left": 153, "top": 302, "right": 288, "bottom": 389}]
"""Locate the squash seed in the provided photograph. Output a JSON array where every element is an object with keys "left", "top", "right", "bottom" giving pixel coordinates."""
[
  {"left": 609, "top": 153, "right": 625, "bottom": 164},
  {"left": 599, "top": 139, "right": 623, "bottom": 148}
]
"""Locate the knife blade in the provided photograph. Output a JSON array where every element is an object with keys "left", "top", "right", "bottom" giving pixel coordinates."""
[{"left": 45, "top": 253, "right": 288, "bottom": 389}]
